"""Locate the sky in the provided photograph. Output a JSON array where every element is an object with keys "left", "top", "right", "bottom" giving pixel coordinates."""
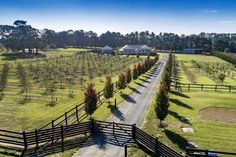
[{"left": 0, "top": 0, "right": 236, "bottom": 35}]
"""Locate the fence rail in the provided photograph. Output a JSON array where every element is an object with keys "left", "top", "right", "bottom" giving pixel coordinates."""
[
  {"left": 186, "top": 148, "right": 236, "bottom": 156},
  {"left": 0, "top": 129, "right": 25, "bottom": 152},
  {"left": 173, "top": 83, "right": 236, "bottom": 92}
]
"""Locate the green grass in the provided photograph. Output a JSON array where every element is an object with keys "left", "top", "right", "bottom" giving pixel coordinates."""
[
  {"left": 0, "top": 48, "right": 149, "bottom": 131},
  {"left": 129, "top": 90, "right": 236, "bottom": 157}
]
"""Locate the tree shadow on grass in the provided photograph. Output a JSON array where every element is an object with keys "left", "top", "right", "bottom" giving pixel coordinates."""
[
  {"left": 164, "top": 129, "right": 188, "bottom": 150},
  {"left": 134, "top": 82, "right": 147, "bottom": 88},
  {"left": 169, "top": 111, "right": 192, "bottom": 125},
  {"left": 120, "top": 94, "right": 136, "bottom": 103},
  {"left": 128, "top": 86, "right": 141, "bottom": 94},
  {"left": 108, "top": 105, "right": 125, "bottom": 121},
  {"left": 169, "top": 98, "right": 193, "bottom": 110},
  {"left": 138, "top": 78, "right": 151, "bottom": 83},
  {"left": 169, "top": 90, "right": 190, "bottom": 99}
]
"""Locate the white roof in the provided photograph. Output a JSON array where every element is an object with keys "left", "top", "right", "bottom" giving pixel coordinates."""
[
  {"left": 102, "top": 45, "right": 112, "bottom": 50},
  {"left": 119, "top": 45, "right": 151, "bottom": 51}
]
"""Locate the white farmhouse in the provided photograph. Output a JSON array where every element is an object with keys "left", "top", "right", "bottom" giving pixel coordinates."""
[
  {"left": 101, "top": 45, "right": 113, "bottom": 54},
  {"left": 119, "top": 45, "right": 151, "bottom": 55}
]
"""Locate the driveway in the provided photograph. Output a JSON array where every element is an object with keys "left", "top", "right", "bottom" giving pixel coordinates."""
[{"left": 72, "top": 55, "right": 168, "bottom": 157}]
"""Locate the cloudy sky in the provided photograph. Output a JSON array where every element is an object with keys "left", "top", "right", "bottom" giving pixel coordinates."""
[{"left": 0, "top": 0, "right": 236, "bottom": 34}]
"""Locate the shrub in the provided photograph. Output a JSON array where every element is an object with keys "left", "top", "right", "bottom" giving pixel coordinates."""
[{"left": 84, "top": 84, "right": 97, "bottom": 117}]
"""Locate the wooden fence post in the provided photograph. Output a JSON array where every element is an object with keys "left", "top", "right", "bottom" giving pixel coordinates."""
[
  {"left": 51, "top": 120, "right": 54, "bottom": 143},
  {"left": 98, "top": 92, "right": 100, "bottom": 101},
  {"left": 201, "top": 84, "right": 203, "bottom": 91},
  {"left": 215, "top": 85, "right": 217, "bottom": 91},
  {"left": 22, "top": 131, "right": 27, "bottom": 149},
  {"left": 65, "top": 112, "right": 68, "bottom": 125},
  {"left": 113, "top": 122, "right": 115, "bottom": 134},
  {"left": 114, "top": 98, "right": 117, "bottom": 107},
  {"left": 124, "top": 145, "right": 128, "bottom": 157},
  {"left": 188, "top": 84, "right": 190, "bottom": 91},
  {"left": 35, "top": 129, "right": 38, "bottom": 148},
  {"left": 61, "top": 125, "right": 64, "bottom": 152},
  {"left": 132, "top": 124, "right": 136, "bottom": 140},
  {"left": 229, "top": 86, "right": 231, "bottom": 93},
  {"left": 76, "top": 105, "right": 79, "bottom": 123}
]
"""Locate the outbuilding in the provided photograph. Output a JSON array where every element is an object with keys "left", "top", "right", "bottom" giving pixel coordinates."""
[{"left": 101, "top": 45, "right": 113, "bottom": 54}]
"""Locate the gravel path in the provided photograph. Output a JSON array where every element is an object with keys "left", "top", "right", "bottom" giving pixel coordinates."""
[{"left": 72, "top": 55, "right": 168, "bottom": 157}]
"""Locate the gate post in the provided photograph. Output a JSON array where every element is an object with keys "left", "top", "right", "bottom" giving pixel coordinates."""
[
  {"left": 91, "top": 118, "right": 95, "bottom": 134},
  {"left": 124, "top": 145, "right": 128, "bottom": 157},
  {"left": 22, "top": 131, "right": 27, "bottom": 149},
  {"left": 35, "top": 129, "right": 39, "bottom": 148}
]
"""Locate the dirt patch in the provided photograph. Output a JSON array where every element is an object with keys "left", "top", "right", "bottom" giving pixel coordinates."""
[{"left": 200, "top": 107, "right": 236, "bottom": 124}]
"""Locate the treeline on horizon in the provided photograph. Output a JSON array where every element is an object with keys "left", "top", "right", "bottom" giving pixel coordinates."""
[{"left": 1, "top": 20, "right": 236, "bottom": 53}]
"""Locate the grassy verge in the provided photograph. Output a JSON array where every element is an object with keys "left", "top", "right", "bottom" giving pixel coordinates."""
[{"left": 129, "top": 90, "right": 236, "bottom": 157}]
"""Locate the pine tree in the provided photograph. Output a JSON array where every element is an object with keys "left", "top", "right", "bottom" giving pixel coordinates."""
[{"left": 84, "top": 84, "right": 97, "bottom": 118}]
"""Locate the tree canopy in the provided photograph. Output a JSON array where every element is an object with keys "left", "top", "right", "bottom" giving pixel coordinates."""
[{"left": 1, "top": 20, "right": 236, "bottom": 52}]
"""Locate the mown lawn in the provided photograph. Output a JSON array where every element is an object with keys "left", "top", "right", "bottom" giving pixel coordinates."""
[{"left": 129, "top": 90, "right": 236, "bottom": 156}]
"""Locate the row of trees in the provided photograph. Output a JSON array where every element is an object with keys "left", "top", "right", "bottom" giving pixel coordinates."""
[
  {"left": 84, "top": 54, "right": 160, "bottom": 117},
  {"left": 191, "top": 60, "right": 234, "bottom": 83},
  {"left": 118, "top": 55, "right": 159, "bottom": 90},
  {"left": 213, "top": 52, "right": 236, "bottom": 65},
  {"left": 0, "top": 64, "right": 10, "bottom": 97},
  {"left": 1, "top": 20, "right": 236, "bottom": 52},
  {"left": 155, "top": 53, "right": 172, "bottom": 127}
]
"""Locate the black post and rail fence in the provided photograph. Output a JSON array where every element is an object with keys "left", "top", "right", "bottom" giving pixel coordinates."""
[
  {"left": 172, "top": 82, "right": 236, "bottom": 92},
  {"left": 0, "top": 119, "right": 236, "bottom": 156}
]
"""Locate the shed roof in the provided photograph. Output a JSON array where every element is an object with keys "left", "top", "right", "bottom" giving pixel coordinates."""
[{"left": 102, "top": 45, "right": 112, "bottom": 50}]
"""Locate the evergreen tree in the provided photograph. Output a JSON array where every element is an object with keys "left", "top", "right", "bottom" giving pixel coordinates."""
[
  {"left": 104, "top": 75, "right": 114, "bottom": 103},
  {"left": 155, "top": 82, "right": 169, "bottom": 127},
  {"left": 84, "top": 84, "right": 97, "bottom": 118},
  {"left": 133, "top": 65, "right": 138, "bottom": 80},
  {"left": 117, "top": 73, "right": 126, "bottom": 90},
  {"left": 125, "top": 68, "right": 132, "bottom": 84}
]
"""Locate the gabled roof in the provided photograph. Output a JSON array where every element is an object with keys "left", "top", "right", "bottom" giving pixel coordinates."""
[
  {"left": 120, "top": 45, "right": 151, "bottom": 51},
  {"left": 102, "top": 45, "right": 112, "bottom": 50}
]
